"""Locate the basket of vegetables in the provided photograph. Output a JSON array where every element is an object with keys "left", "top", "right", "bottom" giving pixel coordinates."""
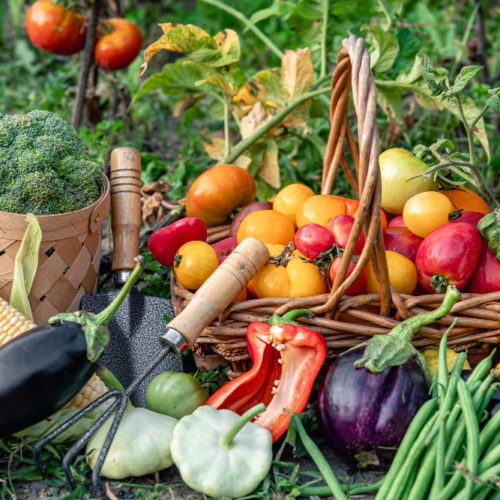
[
  {"left": 168, "top": 35, "right": 500, "bottom": 372},
  {"left": 0, "top": 110, "right": 110, "bottom": 324}
]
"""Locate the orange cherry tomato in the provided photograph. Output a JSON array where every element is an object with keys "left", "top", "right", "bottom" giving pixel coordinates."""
[
  {"left": 442, "top": 187, "right": 491, "bottom": 215},
  {"left": 403, "top": 191, "right": 454, "bottom": 238},
  {"left": 187, "top": 164, "right": 256, "bottom": 227},
  {"left": 273, "top": 183, "right": 315, "bottom": 227},
  {"left": 252, "top": 244, "right": 327, "bottom": 298},
  {"left": 296, "top": 195, "right": 346, "bottom": 228},
  {"left": 366, "top": 250, "right": 418, "bottom": 295},
  {"left": 237, "top": 210, "right": 295, "bottom": 245},
  {"left": 174, "top": 241, "right": 219, "bottom": 290}
]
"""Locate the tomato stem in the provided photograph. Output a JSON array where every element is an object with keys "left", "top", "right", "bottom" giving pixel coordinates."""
[{"left": 430, "top": 274, "right": 450, "bottom": 294}]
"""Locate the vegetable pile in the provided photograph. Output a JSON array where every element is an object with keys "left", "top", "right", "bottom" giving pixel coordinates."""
[{"left": 0, "top": 110, "right": 102, "bottom": 215}]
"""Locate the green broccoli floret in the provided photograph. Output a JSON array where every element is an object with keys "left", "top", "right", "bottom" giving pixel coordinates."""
[{"left": 0, "top": 110, "right": 103, "bottom": 215}]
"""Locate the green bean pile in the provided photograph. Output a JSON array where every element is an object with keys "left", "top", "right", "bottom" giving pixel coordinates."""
[{"left": 375, "top": 333, "right": 500, "bottom": 500}]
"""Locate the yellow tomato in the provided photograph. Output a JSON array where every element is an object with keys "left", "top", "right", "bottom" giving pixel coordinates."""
[
  {"left": 252, "top": 244, "right": 327, "bottom": 298},
  {"left": 236, "top": 210, "right": 295, "bottom": 245},
  {"left": 423, "top": 348, "right": 471, "bottom": 377},
  {"left": 403, "top": 191, "right": 454, "bottom": 238},
  {"left": 296, "top": 195, "right": 346, "bottom": 228},
  {"left": 174, "top": 241, "right": 219, "bottom": 290},
  {"left": 366, "top": 250, "right": 418, "bottom": 295},
  {"left": 273, "top": 183, "right": 315, "bottom": 227}
]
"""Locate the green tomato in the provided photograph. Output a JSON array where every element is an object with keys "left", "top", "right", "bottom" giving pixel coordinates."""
[
  {"left": 146, "top": 371, "right": 208, "bottom": 419},
  {"left": 379, "top": 148, "right": 438, "bottom": 214}
]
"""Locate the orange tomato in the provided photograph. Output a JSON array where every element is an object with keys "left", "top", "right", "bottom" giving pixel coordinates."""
[
  {"left": 234, "top": 287, "right": 248, "bottom": 302},
  {"left": 366, "top": 250, "right": 418, "bottom": 294},
  {"left": 252, "top": 244, "right": 327, "bottom": 298},
  {"left": 174, "top": 241, "right": 219, "bottom": 290},
  {"left": 273, "top": 183, "right": 315, "bottom": 227},
  {"left": 442, "top": 187, "right": 491, "bottom": 215},
  {"left": 343, "top": 198, "right": 388, "bottom": 231},
  {"left": 296, "top": 195, "right": 346, "bottom": 228},
  {"left": 403, "top": 191, "right": 454, "bottom": 238},
  {"left": 236, "top": 210, "right": 295, "bottom": 245},
  {"left": 186, "top": 164, "right": 256, "bottom": 227}
]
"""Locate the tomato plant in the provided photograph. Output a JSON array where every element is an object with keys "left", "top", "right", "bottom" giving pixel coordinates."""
[
  {"left": 187, "top": 164, "right": 256, "bottom": 227},
  {"left": 26, "top": 0, "right": 86, "bottom": 56},
  {"left": 174, "top": 241, "right": 219, "bottom": 290},
  {"left": 94, "top": 18, "right": 143, "bottom": 71},
  {"left": 237, "top": 210, "right": 295, "bottom": 246}
]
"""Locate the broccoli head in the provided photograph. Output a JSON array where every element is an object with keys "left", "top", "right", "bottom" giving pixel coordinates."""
[{"left": 0, "top": 110, "right": 103, "bottom": 215}]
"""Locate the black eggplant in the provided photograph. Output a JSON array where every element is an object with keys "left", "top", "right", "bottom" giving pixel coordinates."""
[
  {"left": 0, "top": 258, "right": 144, "bottom": 439},
  {"left": 318, "top": 285, "right": 461, "bottom": 468}
]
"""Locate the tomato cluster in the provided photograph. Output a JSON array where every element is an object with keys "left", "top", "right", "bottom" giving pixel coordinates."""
[
  {"left": 26, "top": 0, "right": 142, "bottom": 70},
  {"left": 147, "top": 158, "right": 498, "bottom": 298}
]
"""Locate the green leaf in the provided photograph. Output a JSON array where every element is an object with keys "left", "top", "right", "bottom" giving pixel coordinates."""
[
  {"left": 363, "top": 26, "right": 399, "bottom": 73},
  {"left": 446, "top": 65, "right": 483, "bottom": 95},
  {"left": 196, "top": 74, "right": 235, "bottom": 97},
  {"left": 393, "top": 28, "right": 421, "bottom": 74},
  {"left": 478, "top": 210, "right": 500, "bottom": 259},
  {"left": 254, "top": 69, "right": 287, "bottom": 106},
  {"left": 249, "top": 1, "right": 295, "bottom": 24},
  {"left": 133, "top": 61, "right": 214, "bottom": 103},
  {"left": 486, "top": 88, "right": 500, "bottom": 112},
  {"left": 376, "top": 85, "right": 403, "bottom": 124}
]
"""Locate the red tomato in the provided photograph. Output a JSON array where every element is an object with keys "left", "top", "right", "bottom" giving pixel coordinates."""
[
  {"left": 348, "top": 198, "right": 388, "bottom": 231},
  {"left": 466, "top": 244, "right": 500, "bottom": 293},
  {"left": 26, "top": 0, "right": 86, "bottom": 55},
  {"left": 212, "top": 236, "right": 238, "bottom": 264},
  {"left": 148, "top": 217, "right": 207, "bottom": 267},
  {"left": 416, "top": 222, "right": 482, "bottom": 293},
  {"left": 388, "top": 215, "right": 406, "bottom": 228},
  {"left": 449, "top": 211, "right": 484, "bottom": 228},
  {"left": 327, "top": 215, "right": 365, "bottom": 255},
  {"left": 329, "top": 257, "right": 366, "bottom": 295},
  {"left": 230, "top": 201, "right": 273, "bottom": 237},
  {"left": 94, "top": 18, "right": 143, "bottom": 71},
  {"left": 294, "top": 224, "right": 335, "bottom": 259},
  {"left": 383, "top": 227, "right": 423, "bottom": 262}
]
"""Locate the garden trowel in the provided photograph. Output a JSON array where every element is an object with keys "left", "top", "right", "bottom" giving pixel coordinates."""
[{"left": 81, "top": 147, "right": 182, "bottom": 407}]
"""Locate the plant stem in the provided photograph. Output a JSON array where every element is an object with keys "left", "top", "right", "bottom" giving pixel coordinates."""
[
  {"left": 220, "top": 403, "right": 265, "bottom": 448},
  {"left": 222, "top": 86, "right": 330, "bottom": 163},
  {"left": 223, "top": 93, "right": 230, "bottom": 157},
  {"left": 199, "top": 0, "right": 284, "bottom": 60},
  {"left": 454, "top": 95, "right": 499, "bottom": 209},
  {"left": 320, "top": 0, "right": 329, "bottom": 79}
]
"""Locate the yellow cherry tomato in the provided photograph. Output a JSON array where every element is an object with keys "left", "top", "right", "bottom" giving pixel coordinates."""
[
  {"left": 252, "top": 244, "right": 327, "bottom": 298},
  {"left": 296, "top": 195, "right": 346, "bottom": 228},
  {"left": 403, "top": 191, "right": 454, "bottom": 238},
  {"left": 422, "top": 348, "right": 471, "bottom": 377},
  {"left": 236, "top": 210, "right": 295, "bottom": 245},
  {"left": 366, "top": 250, "right": 418, "bottom": 295},
  {"left": 174, "top": 241, "right": 219, "bottom": 290},
  {"left": 273, "top": 183, "right": 315, "bottom": 227}
]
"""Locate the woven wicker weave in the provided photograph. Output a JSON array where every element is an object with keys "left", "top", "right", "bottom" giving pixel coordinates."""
[
  {"left": 171, "top": 35, "right": 500, "bottom": 369},
  {"left": 0, "top": 175, "right": 110, "bottom": 324}
]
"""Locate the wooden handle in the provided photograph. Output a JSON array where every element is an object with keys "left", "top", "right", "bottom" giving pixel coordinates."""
[
  {"left": 110, "top": 148, "right": 142, "bottom": 273},
  {"left": 168, "top": 237, "right": 269, "bottom": 345}
]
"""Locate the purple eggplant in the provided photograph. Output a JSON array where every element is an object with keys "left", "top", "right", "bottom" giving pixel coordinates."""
[{"left": 318, "top": 285, "right": 461, "bottom": 468}]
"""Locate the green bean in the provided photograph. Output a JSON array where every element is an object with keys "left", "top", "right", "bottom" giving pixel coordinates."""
[
  {"left": 479, "top": 396, "right": 500, "bottom": 454},
  {"left": 466, "top": 351, "right": 494, "bottom": 387},
  {"left": 451, "top": 352, "right": 468, "bottom": 378},
  {"left": 483, "top": 430, "right": 500, "bottom": 459},
  {"left": 291, "top": 414, "right": 348, "bottom": 500},
  {"left": 298, "top": 479, "right": 383, "bottom": 497},
  {"left": 374, "top": 398, "right": 439, "bottom": 500},
  {"left": 457, "top": 379, "right": 480, "bottom": 500},
  {"left": 462, "top": 461, "right": 500, "bottom": 500},
  {"left": 438, "top": 331, "right": 450, "bottom": 398},
  {"left": 384, "top": 412, "right": 441, "bottom": 499},
  {"left": 480, "top": 442, "right": 500, "bottom": 475}
]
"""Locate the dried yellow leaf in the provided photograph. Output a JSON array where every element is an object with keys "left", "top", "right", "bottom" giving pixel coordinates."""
[
  {"left": 258, "top": 139, "right": 281, "bottom": 189},
  {"left": 240, "top": 101, "right": 273, "bottom": 140},
  {"left": 204, "top": 138, "right": 226, "bottom": 161},
  {"left": 280, "top": 48, "right": 314, "bottom": 101}
]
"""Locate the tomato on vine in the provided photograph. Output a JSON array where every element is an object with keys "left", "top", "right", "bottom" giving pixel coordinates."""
[
  {"left": 94, "top": 18, "right": 143, "bottom": 71},
  {"left": 26, "top": 0, "right": 87, "bottom": 56}
]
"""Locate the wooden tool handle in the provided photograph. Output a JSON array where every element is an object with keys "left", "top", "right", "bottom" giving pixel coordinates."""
[
  {"left": 168, "top": 237, "right": 269, "bottom": 345},
  {"left": 110, "top": 148, "right": 142, "bottom": 274}
]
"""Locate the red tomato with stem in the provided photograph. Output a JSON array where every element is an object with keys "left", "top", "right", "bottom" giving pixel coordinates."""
[
  {"left": 294, "top": 224, "right": 335, "bottom": 259},
  {"left": 212, "top": 236, "right": 238, "bottom": 264},
  {"left": 327, "top": 215, "right": 365, "bottom": 254},
  {"left": 26, "top": 0, "right": 86, "bottom": 55},
  {"left": 329, "top": 257, "right": 366, "bottom": 295},
  {"left": 416, "top": 222, "right": 482, "bottom": 293},
  {"left": 230, "top": 201, "right": 273, "bottom": 237},
  {"left": 466, "top": 244, "right": 500, "bottom": 293},
  {"left": 449, "top": 211, "right": 484, "bottom": 228},
  {"left": 383, "top": 227, "right": 423, "bottom": 262},
  {"left": 148, "top": 217, "right": 207, "bottom": 267},
  {"left": 94, "top": 18, "right": 143, "bottom": 71}
]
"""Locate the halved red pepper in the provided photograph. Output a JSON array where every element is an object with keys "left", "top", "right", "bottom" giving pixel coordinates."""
[{"left": 206, "top": 310, "right": 327, "bottom": 442}]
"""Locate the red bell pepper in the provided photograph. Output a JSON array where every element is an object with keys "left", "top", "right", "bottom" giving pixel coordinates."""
[{"left": 207, "top": 310, "right": 326, "bottom": 442}]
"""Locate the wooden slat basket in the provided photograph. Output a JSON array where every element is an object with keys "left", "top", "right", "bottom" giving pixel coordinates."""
[
  {"left": 0, "top": 175, "right": 110, "bottom": 324},
  {"left": 171, "top": 35, "right": 500, "bottom": 372}
]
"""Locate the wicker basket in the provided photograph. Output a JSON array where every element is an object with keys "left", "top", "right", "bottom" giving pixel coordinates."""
[
  {"left": 0, "top": 175, "right": 110, "bottom": 324},
  {"left": 171, "top": 35, "right": 500, "bottom": 372}
]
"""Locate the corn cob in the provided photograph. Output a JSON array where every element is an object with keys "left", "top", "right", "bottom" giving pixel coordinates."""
[{"left": 0, "top": 296, "right": 108, "bottom": 409}]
